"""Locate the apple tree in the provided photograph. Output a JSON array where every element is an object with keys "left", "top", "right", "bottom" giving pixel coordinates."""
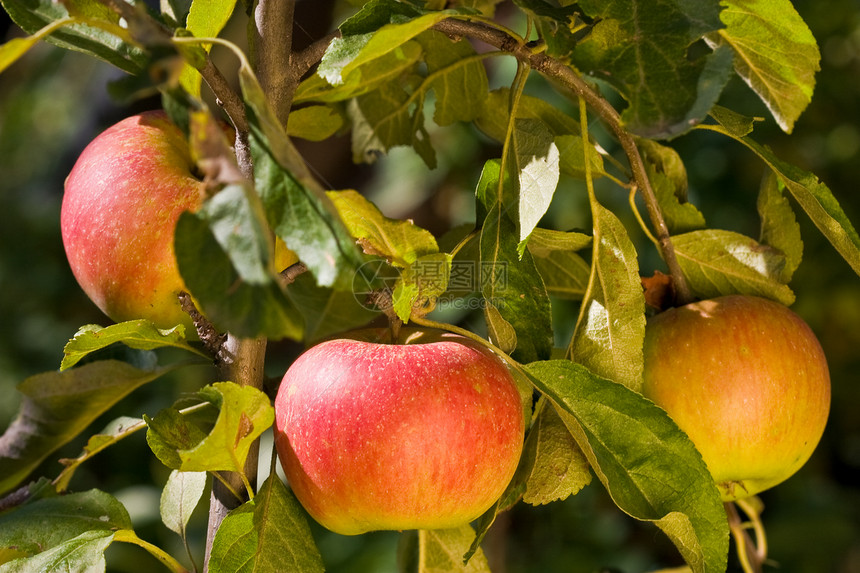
[{"left": 0, "top": 0, "right": 858, "bottom": 572}]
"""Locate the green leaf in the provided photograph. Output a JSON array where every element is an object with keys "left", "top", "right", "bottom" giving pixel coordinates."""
[
  {"left": 327, "top": 189, "right": 439, "bottom": 267},
  {"left": 320, "top": 4, "right": 453, "bottom": 85},
  {"left": 179, "top": 0, "right": 239, "bottom": 96},
  {"left": 286, "top": 105, "right": 345, "bottom": 141},
  {"left": 349, "top": 79, "right": 436, "bottom": 167},
  {"left": 160, "top": 470, "right": 207, "bottom": 539},
  {"left": 672, "top": 229, "right": 796, "bottom": 305},
  {"left": 286, "top": 273, "right": 379, "bottom": 344},
  {"left": 0, "top": 16, "right": 78, "bottom": 74},
  {"left": 554, "top": 134, "right": 605, "bottom": 180},
  {"left": 0, "top": 0, "right": 147, "bottom": 74},
  {"left": 475, "top": 89, "right": 580, "bottom": 143},
  {"left": 525, "top": 360, "right": 729, "bottom": 573},
  {"left": 175, "top": 206, "right": 304, "bottom": 341},
  {"left": 252, "top": 132, "right": 365, "bottom": 292},
  {"left": 476, "top": 161, "right": 553, "bottom": 363},
  {"left": 146, "top": 382, "right": 274, "bottom": 473},
  {"left": 758, "top": 170, "right": 803, "bottom": 282},
  {"left": 520, "top": 403, "right": 592, "bottom": 506},
  {"left": 0, "top": 530, "right": 114, "bottom": 572},
  {"left": 474, "top": 90, "right": 604, "bottom": 180},
  {"left": 527, "top": 229, "right": 592, "bottom": 300},
  {"left": 572, "top": 0, "right": 734, "bottom": 138},
  {"left": 527, "top": 228, "right": 592, "bottom": 255},
  {"left": 700, "top": 108, "right": 860, "bottom": 278},
  {"left": 638, "top": 139, "right": 705, "bottom": 233},
  {"left": 511, "top": 119, "right": 561, "bottom": 246},
  {"left": 513, "top": 0, "right": 580, "bottom": 60},
  {"left": 398, "top": 526, "right": 490, "bottom": 573},
  {"left": 391, "top": 252, "right": 453, "bottom": 322},
  {"left": 61, "top": 320, "right": 207, "bottom": 370},
  {"left": 0, "top": 360, "right": 174, "bottom": 495},
  {"left": 570, "top": 204, "right": 646, "bottom": 392},
  {"left": 415, "top": 30, "right": 489, "bottom": 126},
  {"left": 208, "top": 475, "right": 324, "bottom": 573},
  {"left": 0, "top": 488, "right": 131, "bottom": 571},
  {"left": 294, "top": 41, "right": 423, "bottom": 105},
  {"left": 708, "top": 0, "right": 819, "bottom": 133}
]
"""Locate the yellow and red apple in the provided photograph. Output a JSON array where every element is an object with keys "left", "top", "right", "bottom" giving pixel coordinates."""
[
  {"left": 61, "top": 111, "right": 205, "bottom": 331},
  {"left": 273, "top": 328, "right": 525, "bottom": 535},
  {"left": 642, "top": 295, "right": 831, "bottom": 500}
]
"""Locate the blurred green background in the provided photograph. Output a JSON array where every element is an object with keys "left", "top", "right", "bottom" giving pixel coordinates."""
[{"left": 1, "top": 1, "right": 858, "bottom": 572}]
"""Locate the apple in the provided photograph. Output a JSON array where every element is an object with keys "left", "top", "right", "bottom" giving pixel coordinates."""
[
  {"left": 61, "top": 111, "right": 206, "bottom": 331},
  {"left": 62, "top": 111, "right": 298, "bottom": 332},
  {"left": 642, "top": 295, "right": 830, "bottom": 501},
  {"left": 273, "top": 327, "right": 525, "bottom": 535}
]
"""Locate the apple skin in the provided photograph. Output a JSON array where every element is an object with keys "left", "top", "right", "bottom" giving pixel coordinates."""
[
  {"left": 273, "top": 328, "right": 525, "bottom": 535},
  {"left": 642, "top": 295, "right": 830, "bottom": 501},
  {"left": 61, "top": 111, "right": 206, "bottom": 331}
]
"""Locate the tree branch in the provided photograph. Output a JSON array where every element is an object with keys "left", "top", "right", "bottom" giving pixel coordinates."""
[
  {"left": 250, "top": 0, "right": 296, "bottom": 124},
  {"left": 199, "top": 57, "right": 249, "bottom": 134},
  {"left": 291, "top": 30, "right": 340, "bottom": 82},
  {"left": 433, "top": 18, "right": 694, "bottom": 305}
]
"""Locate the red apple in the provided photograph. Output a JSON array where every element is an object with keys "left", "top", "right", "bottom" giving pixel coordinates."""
[
  {"left": 273, "top": 328, "right": 525, "bottom": 535},
  {"left": 61, "top": 111, "right": 205, "bottom": 331},
  {"left": 642, "top": 295, "right": 830, "bottom": 501}
]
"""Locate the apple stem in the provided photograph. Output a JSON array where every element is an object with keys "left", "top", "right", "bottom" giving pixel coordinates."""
[{"left": 725, "top": 500, "right": 768, "bottom": 573}]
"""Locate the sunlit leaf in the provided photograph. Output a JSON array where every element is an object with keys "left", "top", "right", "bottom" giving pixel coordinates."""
[
  {"left": 700, "top": 107, "right": 860, "bottom": 278},
  {"left": 520, "top": 404, "right": 592, "bottom": 505},
  {"left": 286, "top": 105, "right": 345, "bottom": 141},
  {"left": 707, "top": 0, "right": 819, "bottom": 133},
  {"left": 146, "top": 382, "right": 274, "bottom": 474},
  {"left": 673, "top": 229, "right": 795, "bottom": 305},
  {"left": 319, "top": 1, "right": 453, "bottom": 85},
  {"left": 327, "top": 189, "right": 438, "bottom": 267},
  {"left": 758, "top": 170, "right": 803, "bottom": 282},
  {"left": 415, "top": 30, "right": 489, "bottom": 126},
  {"left": 511, "top": 119, "right": 560, "bottom": 246},
  {"left": 570, "top": 204, "right": 645, "bottom": 392},
  {"left": 392, "top": 252, "right": 452, "bottom": 322},
  {"left": 294, "top": 41, "right": 423, "bottom": 104},
  {"left": 179, "top": 0, "right": 238, "bottom": 96},
  {"left": 61, "top": 320, "right": 207, "bottom": 370},
  {"left": 1, "top": 0, "right": 146, "bottom": 73},
  {"left": 525, "top": 360, "right": 729, "bottom": 573},
  {"left": 474, "top": 90, "right": 604, "bottom": 180},
  {"left": 160, "top": 470, "right": 207, "bottom": 539},
  {"left": 208, "top": 475, "right": 324, "bottom": 573},
  {"left": 476, "top": 161, "right": 553, "bottom": 363},
  {"left": 252, "top": 129, "right": 365, "bottom": 292},
  {"left": 398, "top": 526, "right": 490, "bottom": 573}
]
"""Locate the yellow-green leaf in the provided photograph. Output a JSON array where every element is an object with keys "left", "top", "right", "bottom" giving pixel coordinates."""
[{"left": 710, "top": 0, "right": 820, "bottom": 133}]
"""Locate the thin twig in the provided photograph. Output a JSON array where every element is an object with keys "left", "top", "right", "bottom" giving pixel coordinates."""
[
  {"left": 433, "top": 17, "right": 694, "bottom": 304},
  {"left": 198, "top": 57, "right": 249, "bottom": 133},
  {"left": 291, "top": 30, "right": 341, "bottom": 81}
]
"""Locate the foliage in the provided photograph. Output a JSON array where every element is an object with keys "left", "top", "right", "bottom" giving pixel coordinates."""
[{"left": 0, "top": 0, "right": 858, "bottom": 572}]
